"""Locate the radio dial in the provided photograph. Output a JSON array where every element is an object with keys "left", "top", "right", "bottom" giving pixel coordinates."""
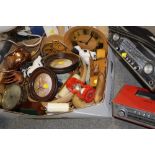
[
  {"left": 116, "top": 47, "right": 120, "bottom": 51},
  {"left": 143, "top": 63, "right": 154, "bottom": 75},
  {"left": 118, "top": 109, "right": 127, "bottom": 117},
  {"left": 128, "top": 59, "right": 132, "bottom": 63},
  {"left": 113, "top": 33, "right": 120, "bottom": 41},
  {"left": 133, "top": 66, "right": 140, "bottom": 71}
]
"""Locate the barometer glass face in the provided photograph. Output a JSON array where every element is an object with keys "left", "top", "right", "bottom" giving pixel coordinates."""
[
  {"left": 50, "top": 58, "right": 73, "bottom": 68},
  {"left": 34, "top": 73, "right": 52, "bottom": 98},
  {"left": 2, "top": 84, "right": 22, "bottom": 110},
  {"left": 44, "top": 52, "right": 80, "bottom": 74},
  {"left": 28, "top": 67, "right": 58, "bottom": 101}
]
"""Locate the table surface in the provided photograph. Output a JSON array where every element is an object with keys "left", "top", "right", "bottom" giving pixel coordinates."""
[{"left": 0, "top": 117, "right": 144, "bottom": 129}]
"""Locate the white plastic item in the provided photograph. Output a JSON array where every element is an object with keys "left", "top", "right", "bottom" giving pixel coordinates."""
[
  {"left": 46, "top": 103, "right": 70, "bottom": 113},
  {"left": 22, "top": 55, "right": 43, "bottom": 77},
  {"left": 74, "top": 46, "right": 96, "bottom": 65}
]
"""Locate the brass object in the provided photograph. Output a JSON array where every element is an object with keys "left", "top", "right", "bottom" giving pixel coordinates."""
[
  {"left": 0, "top": 84, "right": 5, "bottom": 106},
  {"left": 4, "top": 47, "right": 31, "bottom": 70},
  {"left": 9, "top": 38, "right": 43, "bottom": 61},
  {"left": 0, "top": 70, "right": 24, "bottom": 84},
  {"left": 0, "top": 84, "right": 5, "bottom": 94},
  {"left": 41, "top": 35, "right": 68, "bottom": 56},
  {"left": 42, "top": 35, "right": 64, "bottom": 45},
  {"left": 42, "top": 40, "right": 68, "bottom": 56},
  {"left": 0, "top": 94, "right": 2, "bottom": 106}
]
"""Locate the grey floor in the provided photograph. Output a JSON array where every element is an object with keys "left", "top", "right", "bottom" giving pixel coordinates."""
[{"left": 0, "top": 51, "right": 144, "bottom": 129}]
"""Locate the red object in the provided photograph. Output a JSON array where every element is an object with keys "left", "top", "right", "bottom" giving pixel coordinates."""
[
  {"left": 66, "top": 77, "right": 95, "bottom": 103},
  {"left": 113, "top": 85, "right": 155, "bottom": 113}
]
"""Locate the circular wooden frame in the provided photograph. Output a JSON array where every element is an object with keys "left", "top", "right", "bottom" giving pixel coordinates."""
[
  {"left": 44, "top": 52, "right": 80, "bottom": 74},
  {"left": 64, "top": 26, "right": 108, "bottom": 52},
  {"left": 28, "top": 67, "right": 58, "bottom": 101}
]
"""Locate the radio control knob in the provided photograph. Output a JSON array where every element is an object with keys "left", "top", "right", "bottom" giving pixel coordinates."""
[
  {"left": 133, "top": 66, "right": 140, "bottom": 71},
  {"left": 143, "top": 63, "right": 154, "bottom": 75},
  {"left": 125, "top": 57, "right": 129, "bottom": 60},
  {"left": 143, "top": 113, "right": 146, "bottom": 117},
  {"left": 113, "top": 33, "right": 120, "bottom": 41},
  {"left": 116, "top": 47, "right": 120, "bottom": 50},
  {"left": 118, "top": 109, "right": 127, "bottom": 117},
  {"left": 149, "top": 80, "right": 154, "bottom": 85},
  {"left": 147, "top": 114, "right": 151, "bottom": 118}
]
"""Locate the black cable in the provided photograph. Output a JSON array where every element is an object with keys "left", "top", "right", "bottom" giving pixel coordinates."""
[{"left": 109, "top": 26, "right": 155, "bottom": 52}]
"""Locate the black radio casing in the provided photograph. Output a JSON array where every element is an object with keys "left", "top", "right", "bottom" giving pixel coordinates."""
[{"left": 109, "top": 29, "right": 155, "bottom": 92}]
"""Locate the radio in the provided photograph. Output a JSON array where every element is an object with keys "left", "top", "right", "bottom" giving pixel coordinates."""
[
  {"left": 109, "top": 27, "right": 155, "bottom": 92},
  {"left": 112, "top": 85, "right": 155, "bottom": 128}
]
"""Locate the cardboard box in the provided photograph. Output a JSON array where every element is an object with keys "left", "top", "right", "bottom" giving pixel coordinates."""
[
  {"left": 0, "top": 27, "right": 114, "bottom": 118},
  {"left": 0, "top": 48, "right": 114, "bottom": 118}
]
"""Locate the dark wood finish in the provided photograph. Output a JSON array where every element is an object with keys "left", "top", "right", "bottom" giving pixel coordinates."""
[
  {"left": 28, "top": 67, "right": 58, "bottom": 102},
  {"left": 44, "top": 52, "right": 80, "bottom": 74}
]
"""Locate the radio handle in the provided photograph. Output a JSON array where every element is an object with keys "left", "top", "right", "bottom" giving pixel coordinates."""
[{"left": 136, "top": 90, "right": 155, "bottom": 100}]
